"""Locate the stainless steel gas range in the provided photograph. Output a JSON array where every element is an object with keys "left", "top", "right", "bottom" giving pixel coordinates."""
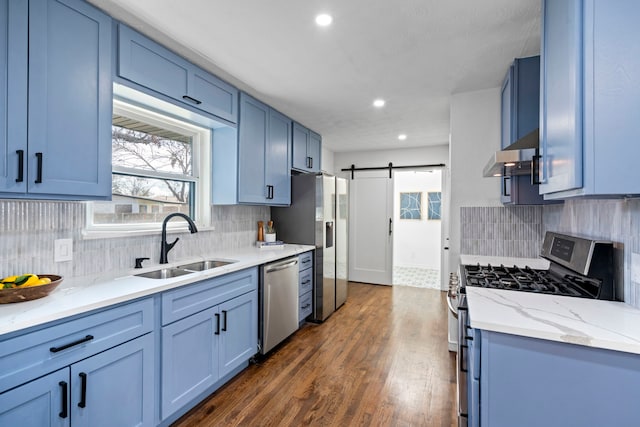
[{"left": 450, "top": 231, "right": 615, "bottom": 427}]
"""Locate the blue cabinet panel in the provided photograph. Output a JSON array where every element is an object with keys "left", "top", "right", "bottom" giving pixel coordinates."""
[
  {"left": 0, "top": 0, "right": 27, "bottom": 194},
  {"left": 71, "top": 334, "right": 154, "bottom": 427},
  {"left": 477, "top": 330, "right": 640, "bottom": 426},
  {"left": 266, "top": 109, "right": 292, "bottom": 205},
  {"left": 0, "top": 368, "right": 68, "bottom": 427},
  {"left": 0, "top": 0, "right": 112, "bottom": 200},
  {"left": 161, "top": 307, "right": 218, "bottom": 420},
  {"left": 218, "top": 290, "right": 258, "bottom": 378},
  {"left": 292, "top": 122, "right": 322, "bottom": 173},
  {"left": 117, "top": 24, "right": 238, "bottom": 124},
  {"left": 238, "top": 93, "right": 268, "bottom": 204},
  {"left": 539, "top": 0, "right": 583, "bottom": 195},
  {"left": 540, "top": 0, "right": 640, "bottom": 198}
]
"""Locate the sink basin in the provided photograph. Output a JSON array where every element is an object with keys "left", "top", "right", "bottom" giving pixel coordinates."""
[
  {"left": 135, "top": 268, "right": 193, "bottom": 280},
  {"left": 178, "top": 259, "right": 237, "bottom": 271}
]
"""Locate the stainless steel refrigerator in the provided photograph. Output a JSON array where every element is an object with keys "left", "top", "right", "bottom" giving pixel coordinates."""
[{"left": 271, "top": 173, "right": 348, "bottom": 322}]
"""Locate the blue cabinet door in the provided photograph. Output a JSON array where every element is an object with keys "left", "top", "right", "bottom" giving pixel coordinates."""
[
  {"left": 218, "top": 290, "right": 258, "bottom": 378},
  {"left": 539, "top": 0, "right": 584, "bottom": 194},
  {"left": 266, "top": 109, "right": 291, "bottom": 206},
  {"left": 161, "top": 307, "right": 219, "bottom": 420},
  {"left": 308, "top": 131, "right": 322, "bottom": 173},
  {"left": 0, "top": 368, "right": 69, "bottom": 427},
  {"left": 188, "top": 68, "right": 238, "bottom": 124},
  {"left": 292, "top": 122, "right": 309, "bottom": 171},
  {"left": 238, "top": 93, "right": 268, "bottom": 204},
  {"left": 27, "top": 0, "right": 112, "bottom": 199},
  {"left": 0, "top": 0, "right": 27, "bottom": 194},
  {"left": 71, "top": 334, "right": 154, "bottom": 427}
]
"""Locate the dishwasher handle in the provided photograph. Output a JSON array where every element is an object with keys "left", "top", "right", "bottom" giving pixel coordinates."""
[{"left": 264, "top": 258, "right": 298, "bottom": 273}]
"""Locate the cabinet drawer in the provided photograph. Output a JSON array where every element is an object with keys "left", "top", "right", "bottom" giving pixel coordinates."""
[
  {"left": 299, "top": 269, "right": 313, "bottom": 295},
  {"left": 299, "top": 251, "right": 313, "bottom": 272},
  {"left": 0, "top": 297, "right": 154, "bottom": 392},
  {"left": 299, "top": 292, "right": 312, "bottom": 322},
  {"left": 162, "top": 267, "right": 258, "bottom": 325}
]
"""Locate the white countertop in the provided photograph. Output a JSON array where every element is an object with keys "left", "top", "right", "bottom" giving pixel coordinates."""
[
  {"left": 460, "top": 254, "right": 640, "bottom": 355},
  {"left": 0, "top": 244, "right": 314, "bottom": 337}
]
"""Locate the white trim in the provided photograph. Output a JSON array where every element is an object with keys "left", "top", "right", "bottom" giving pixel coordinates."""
[{"left": 86, "top": 99, "right": 212, "bottom": 233}]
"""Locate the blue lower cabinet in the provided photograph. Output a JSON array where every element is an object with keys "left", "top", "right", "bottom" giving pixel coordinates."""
[
  {"left": 160, "top": 287, "right": 258, "bottom": 421},
  {"left": 475, "top": 330, "right": 640, "bottom": 426},
  {"left": 0, "top": 368, "right": 68, "bottom": 427},
  {"left": 0, "top": 334, "right": 154, "bottom": 427},
  {"left": 219, "top": 290, "right": 258, "bottom": 378}
]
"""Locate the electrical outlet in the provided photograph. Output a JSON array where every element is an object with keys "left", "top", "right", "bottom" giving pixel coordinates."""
[{"left": 54, "top": 239, "right": 73, "bottom": 262}]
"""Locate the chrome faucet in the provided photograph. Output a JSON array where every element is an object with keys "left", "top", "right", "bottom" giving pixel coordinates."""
[{"left": 160, "top": 213, "right": 198, "bottom": 264}]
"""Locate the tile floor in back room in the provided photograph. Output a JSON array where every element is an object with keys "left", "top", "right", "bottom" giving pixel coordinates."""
[{"left": 393, "top": 266, "right": 441, "bottom": 289}]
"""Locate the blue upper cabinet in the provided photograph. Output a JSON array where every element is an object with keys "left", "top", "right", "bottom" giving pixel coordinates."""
[
  {"left": 0, "top": 0, "right": 27, "bottom": 194},
  {"left": 500, "top": 56, "right": 549, "bottom": 205},
  {"left": 117, "top": 24, "right": 238, "bottom": 124},
  {"left": 540, "top": 0, "right": 640, "bottom": 198},
  {"left": 237, "top": 92, "right": 291, "bottom": 206},
  {"left": 0, "top": 0, "right": 112, "bottom": 200},
  {"left": 292, "top": 122, "right": 321, "bottom": 173}
]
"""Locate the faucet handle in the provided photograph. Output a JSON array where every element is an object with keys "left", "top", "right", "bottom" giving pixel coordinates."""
[
  {"left": 166, "top": 237, "right": 179, "bottom": 252},
  {"left": 135, "top": 257, "right": 150, "bottom": 269}
]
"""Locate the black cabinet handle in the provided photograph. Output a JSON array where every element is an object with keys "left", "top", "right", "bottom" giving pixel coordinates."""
[
  {"left": 50, "top": 335, "right": 94, "bottom": 353},
  {"left": 309, "top": 157, "right": 313, "bottom": 169},
  {"left": 459, "top": 344, "right": 468, "bottom": 373},
  {"left": 78, "top": 372, "right": 87, "bottom": 408},
  {"left": 502, "top": 176, "right": 511, "bottom": 197},
  {"left": 302, "top": 258, "right": 311, "bottom": 264},
  {"left": 214, "top": 313, "right": 220, "bottom": 335},
  {"left": 388, "top": 218, "right": 393, "bottom": 236},
  {"left": 15, "top": 150, "right": 24, "bottom": 182},
  {"left": 302, "top": 280, "right": 311, "bottom": 285},
  {"left": 59, "top": 381, "right": 68, "bottom": 418},
  {"left": 532, "top": 153, "right": 541, "bottom": 185},
  {"left": 222, "top": 310, "right": 227, "bottom": 332},
  {"left": 266, "top": 185, "right": 274, "bottom": 200},
  {"left": 35, "top": 152, "right": 43, "bottom": 183},
  {"left": 270, "top": 185, "right": 274, "bottom": 199},
  {"left": 182, "top": 95, "right": 202, "bottom": 105},
  {"left": 302, "top": 303, "right": 311, "bottom": 309}
]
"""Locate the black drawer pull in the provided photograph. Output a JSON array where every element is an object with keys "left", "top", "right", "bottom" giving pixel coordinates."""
[
  {"left": 78, "top": 372, "right": 87, "bottom": 408},
  {"left": 302, "top": 259, "right": 311, "bottom": 264},
  {"left": 59, "top": 381, "right": 68, "bottom": 418},
  {"left": 222, "top": 310, "right": 228, "bottom": 332},
  {"left": 35, "top": 152, "right": 43, "bottom": 183},
  {"left": 302, "top": 280, "right": 311, "bottom": 285},
  {"left": 50, "top": 335, "right": 94, "bottom": 353},
  {"left": 182, "top": 95, "right": 202, "bottom": 105},
  {"left": 214, "top": 313, "right": 220, "bottom": 335},
  {"left": 302, "top": 303, "right": 311, "bottom": 309},
  {"left": 16, "top": 150, "right": 24, "bottom": 182}
]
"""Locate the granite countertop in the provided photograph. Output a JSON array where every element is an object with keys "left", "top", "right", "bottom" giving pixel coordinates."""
[
  {"left": 0, "top": 244, "right": 315, "bottom": 337},
  {"left": 460, "top": 254, "right": 640, "bottom": 355}
]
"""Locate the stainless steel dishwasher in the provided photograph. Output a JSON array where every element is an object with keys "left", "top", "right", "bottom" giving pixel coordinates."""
[{"left": 259, "top": 256, "right": 299, "bottom": 354}]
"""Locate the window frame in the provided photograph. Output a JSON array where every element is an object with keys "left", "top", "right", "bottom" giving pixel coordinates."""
[{"left": 84, "top": 99, "right": 211, "bottom": 236}]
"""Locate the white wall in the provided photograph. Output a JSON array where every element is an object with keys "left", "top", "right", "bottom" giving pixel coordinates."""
[
  {"left": 393, "top": 170, "right": 442, "bottom": 270},
  {"left": 321, "top": 145, "right": 335, "bottom": 175},
  {"left": 448, "top": 87, "right": 502, "bottom": 279}
]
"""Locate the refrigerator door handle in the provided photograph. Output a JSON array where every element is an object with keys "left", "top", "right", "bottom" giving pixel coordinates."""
[{"left": 325, "top": 221, "right": 334, "bottom": 248}]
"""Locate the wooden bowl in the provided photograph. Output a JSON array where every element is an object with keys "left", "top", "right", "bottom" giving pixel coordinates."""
[{"left": 0, "top": 275, "right": 63, "bottom": 304}]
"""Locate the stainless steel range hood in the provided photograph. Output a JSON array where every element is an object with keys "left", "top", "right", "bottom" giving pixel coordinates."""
[{"left": 483, "top": 128, "right": 539, "bottom": 177}]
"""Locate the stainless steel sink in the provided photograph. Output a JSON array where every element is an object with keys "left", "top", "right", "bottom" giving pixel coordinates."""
[
  {"left": 135, "top": 268, "right": 193, "bottom": 280},
  {"left": 178, "top": 259, "right": 237, "bottom": 271}
]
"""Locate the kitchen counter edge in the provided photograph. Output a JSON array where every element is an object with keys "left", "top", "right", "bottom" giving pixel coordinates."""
[{"left": 0, "top": 244, "right": 315, "bottom": 337}]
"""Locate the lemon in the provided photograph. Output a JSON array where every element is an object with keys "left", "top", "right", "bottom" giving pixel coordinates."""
[
  {"left": 15, "top": 274, "right": 39, "bottom": 287},
  {"left": 21, "top": 277, "right": 50, "bottom": 288},
  {"left": 1, "top": 275, "right": 18, "bottom": 283}
]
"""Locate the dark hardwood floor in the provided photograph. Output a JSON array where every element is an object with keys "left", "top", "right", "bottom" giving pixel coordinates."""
[{"left": 173, "top": 282, "right": 457, "bottom": 427}]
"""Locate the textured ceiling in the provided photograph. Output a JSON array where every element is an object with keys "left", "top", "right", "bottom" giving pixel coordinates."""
[{"left": 89, "top": 0, "right": 541, "bottom": 152}]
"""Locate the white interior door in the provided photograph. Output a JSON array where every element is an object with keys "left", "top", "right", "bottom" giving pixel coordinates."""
[{"left": 348, "top": 176, "right": 393, "bottom": 285}]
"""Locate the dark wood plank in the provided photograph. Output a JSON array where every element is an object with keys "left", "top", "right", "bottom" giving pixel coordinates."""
[{"left": 173, "top": 282, "right": 457, "bottom": 426}]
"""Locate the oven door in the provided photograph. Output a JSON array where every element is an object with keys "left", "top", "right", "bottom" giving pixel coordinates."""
[{"left": 457, "top": 294, "right": 468, "bottom": 427}]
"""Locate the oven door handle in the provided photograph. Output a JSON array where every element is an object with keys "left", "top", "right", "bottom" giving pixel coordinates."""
[{"left": 447, "top": 293, "right": 458, "bottom": 318}]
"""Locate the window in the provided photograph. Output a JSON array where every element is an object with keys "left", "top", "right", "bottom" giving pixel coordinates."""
[{"left": 87, "top": 100, "right": 211, "bottom": 233}]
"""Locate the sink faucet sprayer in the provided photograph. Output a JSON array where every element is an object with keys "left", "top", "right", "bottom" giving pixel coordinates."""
[{"left": 160, "top": 213, "right": 198, "bottom": 264}]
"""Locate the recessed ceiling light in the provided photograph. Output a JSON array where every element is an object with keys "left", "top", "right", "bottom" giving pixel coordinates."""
[
  {"left": 315, "top": 14, "right": 333, "bottom": 26},
  {"left": 398, "top": 134, "right": 407, "bottom": 141},
  {"left": 373, "top": 99, "right": 385, "bottom": 108}
]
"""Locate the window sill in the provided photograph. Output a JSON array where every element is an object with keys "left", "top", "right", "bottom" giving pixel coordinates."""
[{"left": 82, "top": 225, "right": 215, "bottom": 240}]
